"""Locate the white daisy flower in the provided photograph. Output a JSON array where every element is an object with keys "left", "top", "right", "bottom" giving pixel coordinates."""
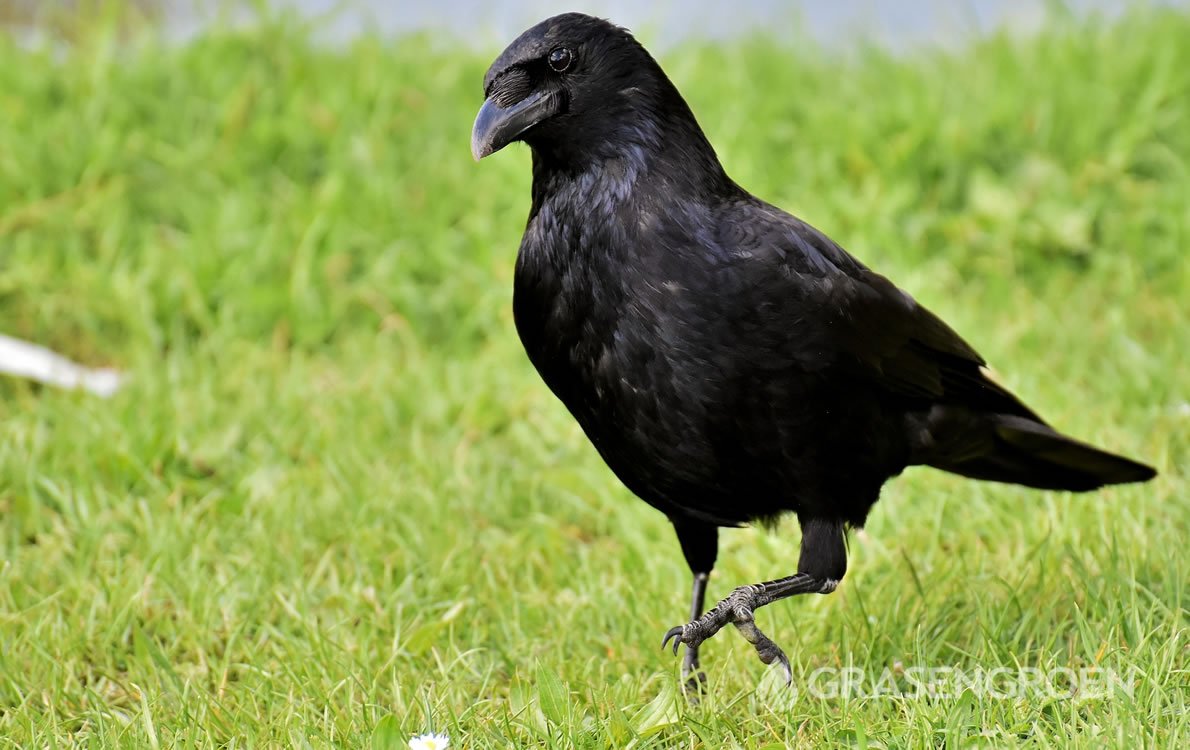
[{"left": 408, "top": 732, "right": 450, "bottom": 750}]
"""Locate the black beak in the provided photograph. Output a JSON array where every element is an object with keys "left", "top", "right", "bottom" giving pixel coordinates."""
[{"left": 471, "top": 91, "right": 561, "bottom": 160}]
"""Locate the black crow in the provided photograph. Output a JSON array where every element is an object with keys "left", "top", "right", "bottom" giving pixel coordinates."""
[{"left": 471, "top": 13, "right": 1157, "bottom": 684}]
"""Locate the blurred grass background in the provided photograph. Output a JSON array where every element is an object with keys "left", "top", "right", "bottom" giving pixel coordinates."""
[{"left": 0, "top": 1, "right": 1186, "bottom": 747}]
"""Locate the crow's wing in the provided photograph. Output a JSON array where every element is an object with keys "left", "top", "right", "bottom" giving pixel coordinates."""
[
  {"left": 830, "top": 267, "right": 1042, "bottom": 420},
  {"left": 724, "top": 202, "right": 1043, "bottom": 421}
]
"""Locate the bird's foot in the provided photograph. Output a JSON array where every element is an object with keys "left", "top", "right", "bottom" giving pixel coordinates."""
[{"left": 663, "top": 584, "right": 793, "bottom": 684}]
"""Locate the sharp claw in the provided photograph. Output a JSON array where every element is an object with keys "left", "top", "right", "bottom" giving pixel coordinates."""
[{"left": 662, "top": 625, "right": 684, "bottom": 654}]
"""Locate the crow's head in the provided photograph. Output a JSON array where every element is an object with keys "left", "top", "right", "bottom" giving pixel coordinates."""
[{"left": 471, "top": 13, "right": 701, "bottom": 165}]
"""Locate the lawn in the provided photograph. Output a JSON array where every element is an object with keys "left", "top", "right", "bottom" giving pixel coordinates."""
[{"left": 0, "top": 4, "right": 1186, "bottom": 748}]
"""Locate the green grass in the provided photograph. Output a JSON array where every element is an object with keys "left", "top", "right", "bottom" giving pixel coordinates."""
[{"left": 0, "top": 5, "right": 1187, "bottom": 748}]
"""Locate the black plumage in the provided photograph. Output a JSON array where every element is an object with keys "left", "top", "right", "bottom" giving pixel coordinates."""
[{"left": 471, "top": 13, "right": 1157, "bottom": 683}]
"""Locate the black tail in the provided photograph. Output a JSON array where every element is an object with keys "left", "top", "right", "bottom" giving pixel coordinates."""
[{"left": 934, "top": 415, "right": 1157, "bottom": 492}]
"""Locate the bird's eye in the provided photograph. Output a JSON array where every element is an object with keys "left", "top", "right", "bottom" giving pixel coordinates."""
[{"left": 548, "top": 46, "right": 574, "bottom": 73}]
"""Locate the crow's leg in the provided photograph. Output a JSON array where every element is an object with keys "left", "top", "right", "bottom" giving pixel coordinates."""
[
  {"left": 684, "top": 571, "right": 710, "bottom": 679},
  {"left": 671, "top": 518, "right": 718, "bottom": 690},
  {"left": 662, "top": 518, "right": 846, "bottom": 684},
  {"left": 663, "top": 571, "right": 836, "bottom": 683}
]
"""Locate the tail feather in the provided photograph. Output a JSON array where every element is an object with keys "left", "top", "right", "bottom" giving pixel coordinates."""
[{"left": 933, "top": 415, "right": 1156, "bottom": 492}]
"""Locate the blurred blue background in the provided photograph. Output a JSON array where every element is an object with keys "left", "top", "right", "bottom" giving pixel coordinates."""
[{"left": 169, "top": 0, "right": 1184, "bottom": 47}]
